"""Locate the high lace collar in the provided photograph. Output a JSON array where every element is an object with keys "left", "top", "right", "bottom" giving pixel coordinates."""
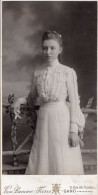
[
  {"left": 34, "top": 61, "right": 70, "bottom": 78},
  {"left": 45, "top": 59, "right": 60, "bottom": 70}
]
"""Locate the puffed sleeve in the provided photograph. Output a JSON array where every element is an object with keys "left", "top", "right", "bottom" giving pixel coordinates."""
[
  {"left": 67, "top": 68, "right": 85, "bottom": 134},
  {"left": 27, "top": 73, "right": 38, "bottom": 110}
]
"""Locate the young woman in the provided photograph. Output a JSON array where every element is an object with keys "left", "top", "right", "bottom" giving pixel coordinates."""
[{"left": 12, "top": 31, "right": 85, "bottom": 175}]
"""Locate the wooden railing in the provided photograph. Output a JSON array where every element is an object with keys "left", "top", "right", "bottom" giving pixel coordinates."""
[{"left": 2, "top": 95, "right": 97, "bottom": 174}]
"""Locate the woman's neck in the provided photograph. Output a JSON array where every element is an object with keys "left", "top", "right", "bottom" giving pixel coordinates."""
[{"left": 46, "top": 59, "right": 59, "bottom": 67}]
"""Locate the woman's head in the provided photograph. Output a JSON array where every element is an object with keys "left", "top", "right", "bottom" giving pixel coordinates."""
[{"left": 42, "top": 31, "right": 63, "bottom": 63}]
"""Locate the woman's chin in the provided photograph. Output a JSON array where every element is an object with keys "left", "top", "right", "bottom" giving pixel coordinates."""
[{"left": 45, "top": 57, "right": 54, "bottom": 63}]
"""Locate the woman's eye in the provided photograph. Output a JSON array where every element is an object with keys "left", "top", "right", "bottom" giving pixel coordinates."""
[
  {"left": 51, "top": 47, "right": 55, "bottom": 50},
  {"left": 42, "top": 46, "right": 55, "bottom": 50}
]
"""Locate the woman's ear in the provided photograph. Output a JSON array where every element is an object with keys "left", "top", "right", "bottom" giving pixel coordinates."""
[{"left": 59, "top": 47, "right": 63, "bottom": 54}]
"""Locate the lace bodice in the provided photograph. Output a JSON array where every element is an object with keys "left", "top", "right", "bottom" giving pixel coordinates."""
[{"left": 27, "top": 60, "right": 85, "bottom": 133}]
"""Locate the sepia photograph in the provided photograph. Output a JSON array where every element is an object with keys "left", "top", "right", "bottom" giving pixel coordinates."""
[{"left": 2, "top": 0, "right": 97, "bottom": 178}]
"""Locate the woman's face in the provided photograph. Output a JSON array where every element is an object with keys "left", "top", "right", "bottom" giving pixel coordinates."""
[{"left": 42, "top": 39, "right": 62, "bottom": 63}]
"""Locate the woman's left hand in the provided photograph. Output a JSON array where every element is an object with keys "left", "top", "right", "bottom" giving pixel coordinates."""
[{"left": 68, "top": 132, "right": 79, "bottom": 147}]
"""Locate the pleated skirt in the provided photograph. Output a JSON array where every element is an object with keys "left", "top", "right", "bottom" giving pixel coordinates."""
[{"left": 25, "top": 101, "right": 84, "bottom": 175}]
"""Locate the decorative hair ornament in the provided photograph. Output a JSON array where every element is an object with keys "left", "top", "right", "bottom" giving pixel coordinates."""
[
  {"left": 42, "top": 30, "right": 63, "bottom": 47},
  {"left": 53, "top": 31, "right": 62, "bottom": 38},
  {"left": 47, "top": 30, "right": 62, "bottom": 38}
]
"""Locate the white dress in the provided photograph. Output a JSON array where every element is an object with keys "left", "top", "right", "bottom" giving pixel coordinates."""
[{"left": 25, "top": 59, "right": 85, "bottom": 175}]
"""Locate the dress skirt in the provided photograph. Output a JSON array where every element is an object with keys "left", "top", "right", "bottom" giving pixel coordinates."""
[{"left": 25, "top": 101, "right": 84, "bottom": 175}]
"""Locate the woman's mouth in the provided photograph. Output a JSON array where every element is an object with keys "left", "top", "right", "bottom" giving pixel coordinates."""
[{"left": 47, "top": 55, "right": 52, "bottom": 57}]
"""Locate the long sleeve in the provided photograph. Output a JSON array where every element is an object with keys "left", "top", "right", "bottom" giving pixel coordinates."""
[
  {"left": 26, "top": 74, "right": 38, "bottom": 130},
  {"left": 67, "top": 68, "right": 85, "bottom": 134},
  {"left": 27, "top": 73, "right": 38, "bottom": 109}
]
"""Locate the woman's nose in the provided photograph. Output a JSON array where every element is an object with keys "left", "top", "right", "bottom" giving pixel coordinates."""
[{"left": 47, "top": 48, "right": 51, "bottom": 54}]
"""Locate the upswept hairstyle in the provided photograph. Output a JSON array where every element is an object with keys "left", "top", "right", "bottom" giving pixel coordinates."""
[{"left": 42, "top": 30, "right": 62, "bottom": 47}]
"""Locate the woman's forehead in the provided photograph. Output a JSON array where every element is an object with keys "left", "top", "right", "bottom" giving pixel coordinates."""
[{"left": 42, "top": 39, "right": 60, "bottom": 47}]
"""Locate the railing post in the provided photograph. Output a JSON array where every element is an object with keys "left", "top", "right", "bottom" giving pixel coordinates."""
[
  {"left": 10, "top": 111, "right": 19, "bottom": 166},
  {"left": 8, "top": 94, "right": 19, "bottom": 167}
]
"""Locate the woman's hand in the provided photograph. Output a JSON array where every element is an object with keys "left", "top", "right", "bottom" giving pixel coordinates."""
[
  {"left": 10, "top": 100, "right": 21, "bottom": 119},
  {"left": 10, "top": 100, "right": 21, "bottom": 113},
  {"left": 10, "top": 97, "right": 27, "bottom": 112},
  {"left": 68, "top": 132, "right": 79, "bottom": 147}
]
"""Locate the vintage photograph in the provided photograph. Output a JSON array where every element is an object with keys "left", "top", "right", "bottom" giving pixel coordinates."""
[{"left": 2, "top": 1, "right": 97, "bottom": 176}]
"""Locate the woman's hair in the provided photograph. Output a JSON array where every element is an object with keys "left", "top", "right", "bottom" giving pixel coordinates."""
[{"left": 42, "top": 30, "right": 62, "bottom": 47}]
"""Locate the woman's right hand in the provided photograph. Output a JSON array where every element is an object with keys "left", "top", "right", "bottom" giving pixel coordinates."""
[
  {"left": 10, "top": 100, "right": 21, "bottom": 113},
  {"left": 10, "top": 97, "right": 27, "bottom": 112},
  {"left": 10, "top": 97, "right": 27, "bottom": 119}
]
